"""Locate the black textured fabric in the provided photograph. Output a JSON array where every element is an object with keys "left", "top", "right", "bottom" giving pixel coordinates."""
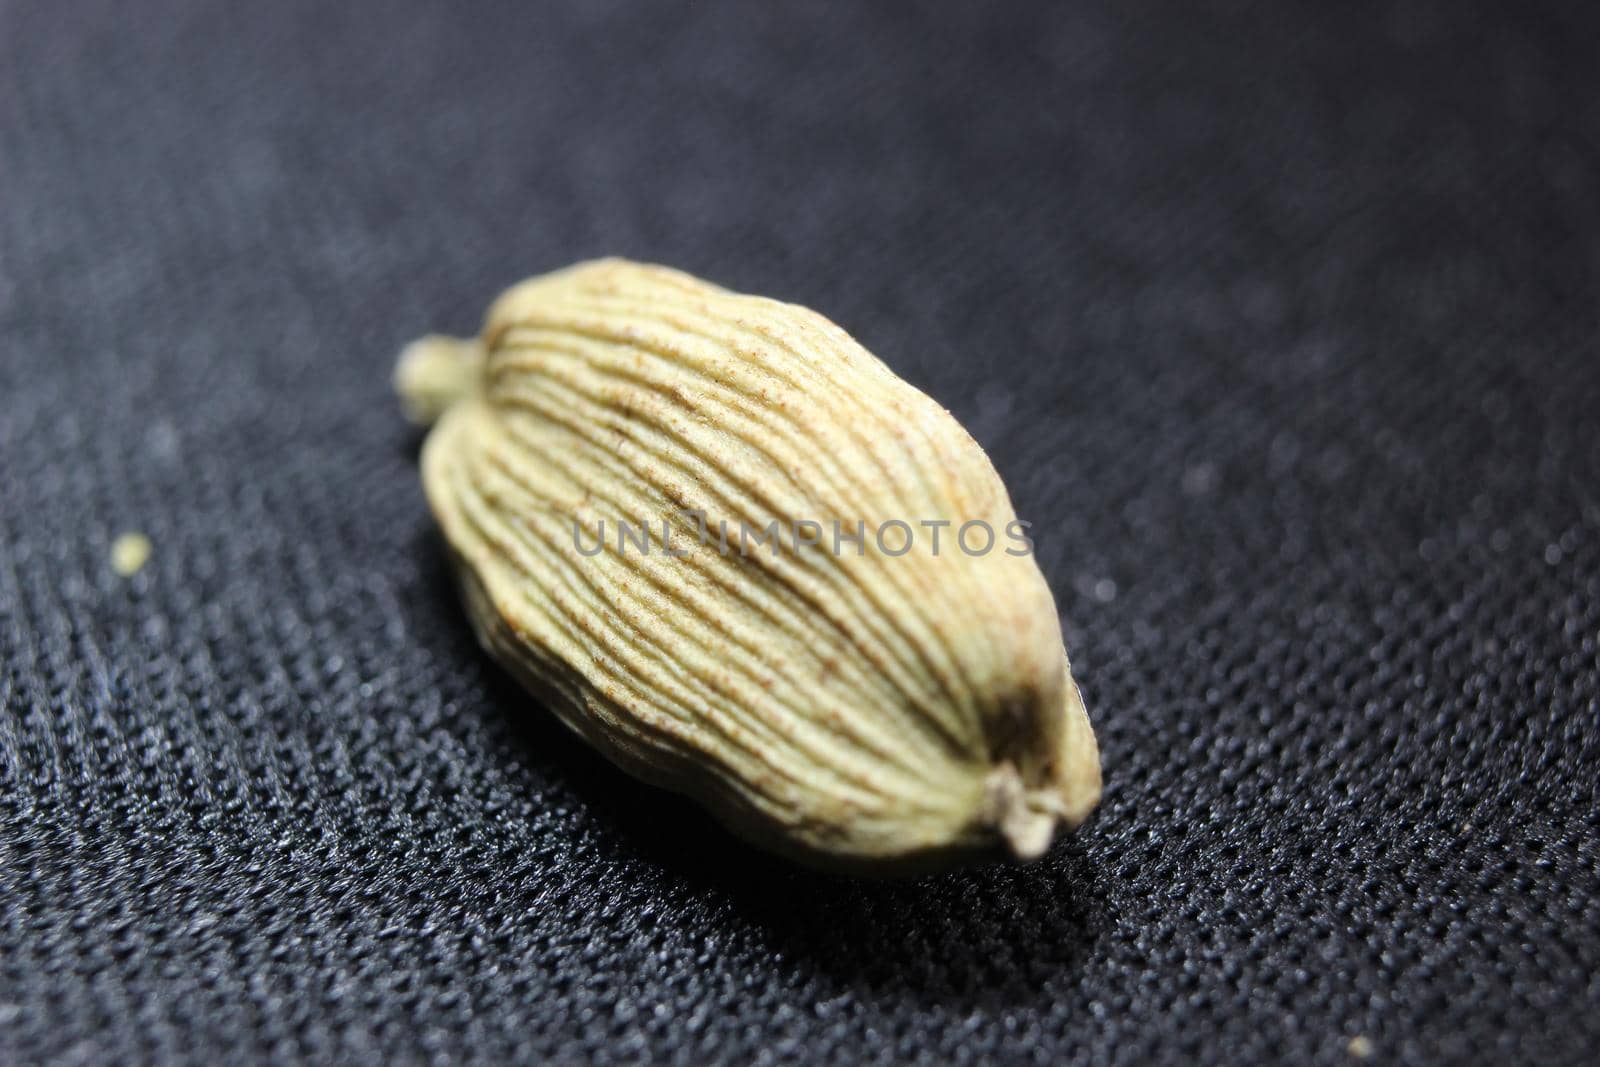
[{"left": 3, "top": 2, "right": 1598, "bottom": 1063}]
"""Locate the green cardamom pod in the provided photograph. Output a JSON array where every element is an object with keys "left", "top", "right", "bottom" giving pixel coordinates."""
[{"left": 396, "top": 259, "right": 1100, "bottom": 872}]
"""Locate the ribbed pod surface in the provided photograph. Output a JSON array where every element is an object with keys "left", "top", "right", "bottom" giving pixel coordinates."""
[{"left": 398, "top": 259, "right": 1099, "bottom": 871}]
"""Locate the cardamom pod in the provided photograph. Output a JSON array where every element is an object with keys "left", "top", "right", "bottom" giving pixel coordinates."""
[{"left": 396, "top": 259, "right": 1100, "bottom": 872}]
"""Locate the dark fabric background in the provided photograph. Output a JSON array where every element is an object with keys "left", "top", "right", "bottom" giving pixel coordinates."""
[{"left": 2, "top": 1, "right": 1597, "bottom": 1063}]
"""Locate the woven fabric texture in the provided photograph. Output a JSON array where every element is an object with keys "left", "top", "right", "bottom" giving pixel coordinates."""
[{"left": 3, "top": 2, "right": 1598, "bottom": 1064}]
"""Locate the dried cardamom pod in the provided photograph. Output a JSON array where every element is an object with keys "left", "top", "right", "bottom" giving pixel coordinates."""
[{"left": 396, "top": 259, "right": 1099, "bottom": 872}]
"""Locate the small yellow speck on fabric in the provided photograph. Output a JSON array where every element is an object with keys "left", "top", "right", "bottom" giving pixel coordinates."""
[{"left": 111, "top": 532, "right": 152, "bottom": 577}]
